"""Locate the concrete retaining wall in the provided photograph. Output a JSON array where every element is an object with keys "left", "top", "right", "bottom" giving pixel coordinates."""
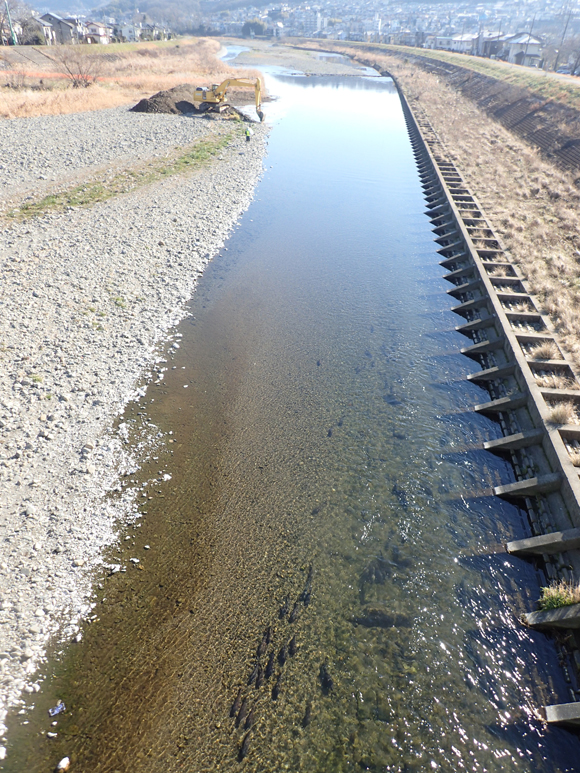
[{"left": 394, "top": 76, "right": 580, "bottom": 726}]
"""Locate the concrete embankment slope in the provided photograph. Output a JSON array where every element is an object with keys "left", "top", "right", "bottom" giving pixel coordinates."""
[
  {"left": 0, "top": 106, "right": 268, "bottom": 754},
  {"left": 376, "top": 48, "right": 580, "bottom": 175},
  {"left": 396, "top": 74, "right": 580, "bottom": 727}
]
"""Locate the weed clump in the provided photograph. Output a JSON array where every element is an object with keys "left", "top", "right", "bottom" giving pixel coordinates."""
[
  {"left": 538, "top": 580, "right": 580, "bottom": 610},
  {"left": 535, "top": 373, "right": 578, "bottom": 390},
  {"left": 547, "top": 401, "right": 577, "bottom": 425},
  {"left": 528, "top": 341, "right": 560, "bottom": 360}
]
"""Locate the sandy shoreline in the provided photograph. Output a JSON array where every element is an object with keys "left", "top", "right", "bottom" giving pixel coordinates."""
[{"left": 0, "top": 107, "right": 269, "bottom": 753}]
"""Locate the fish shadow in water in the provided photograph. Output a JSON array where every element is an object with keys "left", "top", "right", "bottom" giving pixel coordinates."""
[
  {"left": 351, "top": 606, "right": 412, "bottom": 629},
  {"left": 392, "top": 482, "right": 409, "bottom": 509}
]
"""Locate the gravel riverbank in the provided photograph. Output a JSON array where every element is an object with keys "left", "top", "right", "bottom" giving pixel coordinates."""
[{"left": 0, "top": 106, "right": 268, "bottom": 754}]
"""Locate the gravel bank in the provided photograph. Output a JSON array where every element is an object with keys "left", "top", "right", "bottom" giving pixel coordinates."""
[
  {"left": 0, "top": 108, "right": 268, "bottom": 754},
  {"left": 0, "top": 106, "right": 232, "bottom": 209}
]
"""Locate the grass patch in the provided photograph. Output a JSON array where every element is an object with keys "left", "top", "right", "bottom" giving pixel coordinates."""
[
  {"left": 547, "top": 401, "right": 577, "bottom": 425},
  {"left": 528, "top": 341, "right": 561, "bottom": 360},
  {"left": 535, "top": 373, "right": 578, "bottom": 390},
  {"left": 5, "top": 129, "right": 238, "bottom": 221},
  {"left": 538, "top": 580, "right": 580, "bottom": 610},
  {"left": 0, "top": 37, "right": 264, "bottom": 118}
]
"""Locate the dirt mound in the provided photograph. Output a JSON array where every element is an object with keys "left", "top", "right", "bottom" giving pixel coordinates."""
[{"left": 132, "top": 84, "right": 197, "bottom": 115}]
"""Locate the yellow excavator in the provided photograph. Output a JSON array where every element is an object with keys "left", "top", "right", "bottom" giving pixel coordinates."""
[{"left": 193, "top": 78, "right": 264, "bottom": 122}]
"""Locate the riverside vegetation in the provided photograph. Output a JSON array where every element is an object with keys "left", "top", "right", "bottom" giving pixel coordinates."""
[
  {"left": 294, "top": 41, "right": 580, "bottom": 376},
  {"left": 0, "top": 37, "right": 262, "bottom": 119}
]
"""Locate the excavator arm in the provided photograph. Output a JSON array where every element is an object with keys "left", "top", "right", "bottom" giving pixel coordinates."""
[{"left": 193, "top": 77, "right": 264, "bottom": 121}]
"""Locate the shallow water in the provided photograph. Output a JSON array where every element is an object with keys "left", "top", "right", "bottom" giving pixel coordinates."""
[{"left": 6, "top": 72, "right": 580, "bottom": 772}]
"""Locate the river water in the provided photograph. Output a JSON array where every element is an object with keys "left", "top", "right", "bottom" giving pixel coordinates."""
[{"left": 6, "top": 69, "right": 580, "bottom": 772}]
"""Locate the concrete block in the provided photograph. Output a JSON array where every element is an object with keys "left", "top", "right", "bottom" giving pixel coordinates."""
[
  {"left": 474, "top": 393, "right": 528, "bottom": 414},
  {"left": 539, "top": 388, "right": 580, "bottom": 401},
  {"left": 507, "top": 527, "right": 580, "bottom": 556},
  {"left": 460, "top": 338, "right": 504, "bottom": 358},
  {"left": 447, "top": 279, "right": 482, "bottom": 298},
  {"left": 467, "top": 363, "right": 515, "bottom": 382},
  {"left": 484, "top": 429, "right": 543, "bottom": 454},
  {"left": 456, "top": 317, "right": 497, "bottom": 335},
  {"left": 494, "top": 473, "right": 561, "bottom": 500},
  {"left": 524, "top": 603, "right": 580, "bottom": 630},
  {"left": 545, "top": 702, "right": 580, "bottom": 726},
  {"left": 452, "top": 298, "right": 489, "bottom": 315}
]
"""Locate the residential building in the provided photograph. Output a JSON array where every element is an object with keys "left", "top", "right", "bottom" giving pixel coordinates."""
[{"left": 40, "top": 13, "right": 77, "bottom": 44}]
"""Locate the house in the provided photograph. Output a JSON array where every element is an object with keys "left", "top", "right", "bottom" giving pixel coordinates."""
[
  {"left": 424, "top": 34, "right": 455, "bottom": 50},
  {"left": 40, "top": 13, "right": 76, "bottom": 44},
  {"left": 64, "top": 17, "right": 88, "bottom": 42},
  {"left": 113, "top": 23, "right": 141, "bottom": 42},
  {"left": 503, "top": 33, "right": 543, "bottom": 67},
  {"left": 21, "top": 16, "right": 57, "bottom": 44},
  {"left": 85, "top": 21, "right": 113, "bottom": 44},
  {"left": 450, "top": 32, "right": 478, "bottom": 54}
]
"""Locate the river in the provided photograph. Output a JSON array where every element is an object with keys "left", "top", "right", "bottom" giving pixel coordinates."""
[{"left": 5, "top": 61, "right": 580, "bottom": 773}]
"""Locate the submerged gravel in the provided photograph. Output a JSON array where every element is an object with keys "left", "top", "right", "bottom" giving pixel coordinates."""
[{"left": 0, "top": 107, "right": 268, "bottom": 755}]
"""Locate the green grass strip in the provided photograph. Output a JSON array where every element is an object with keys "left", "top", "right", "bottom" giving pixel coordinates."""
[{"left": 7, "top": 127, "right": 239, "bottom": 221}]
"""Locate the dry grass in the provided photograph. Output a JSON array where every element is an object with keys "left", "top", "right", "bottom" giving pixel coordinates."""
[
  {"left": 547, "top": 401, "right": 578, "bottom": 425},
  {"left": 569, "top": 449, "right": 580, "bottom": 467},
  {"left": 538, "top": 580, "right": 580, "bottom": 610},
  {"left": 0, "top": 38, "right": 263, "bottom": 118},
  {"left": 535, "top": 373, "right": 578, "bottom": 390},
  {"left": 528, "top": 341, "right": 561, "bottom": 360},
  {"left": 486, "top": 265, "right": 512, "bottom": 277},
  {"left": 503, "top": 300, "right": 534, "bottom": 313}
]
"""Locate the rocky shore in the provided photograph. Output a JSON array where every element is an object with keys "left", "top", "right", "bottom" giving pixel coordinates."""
[{"left": 0, "top": 106, "right": 268, "bottom": 754}]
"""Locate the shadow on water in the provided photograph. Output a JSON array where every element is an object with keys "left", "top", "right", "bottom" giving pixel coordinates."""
[{"left": 5, "top": 73, "right": 580, "bottom": 772}]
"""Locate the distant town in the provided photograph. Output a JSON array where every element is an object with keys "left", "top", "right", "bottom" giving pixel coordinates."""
[{"left": 2, "top": 0, "right": 580, "bottom": 74}]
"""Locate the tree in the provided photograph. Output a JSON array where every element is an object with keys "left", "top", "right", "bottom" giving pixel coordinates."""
[
  {"left": 19, "top": 18, "right": 46, "bottom": 45},
  {"left": 242, "top": 18, "right": 266, "bottom": 37},
  {"left": 0, "top": 0, "right": 31, "bottom": 45},
  {"left": 50, "top": 47, "right": 103, "bottom": 88}
]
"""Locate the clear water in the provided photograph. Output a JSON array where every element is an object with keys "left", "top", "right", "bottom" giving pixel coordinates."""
[{"left": 6, "top": 73, "right": 580, "bottom": 772}]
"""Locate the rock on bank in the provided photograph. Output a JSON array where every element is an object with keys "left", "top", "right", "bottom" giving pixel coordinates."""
[{"left": 0, "top": 107, "right": 268, "bottom": 755}]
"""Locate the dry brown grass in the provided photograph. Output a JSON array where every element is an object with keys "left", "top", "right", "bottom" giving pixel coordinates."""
[
  {"left": 547, "top": 401, "right": 578, "bottom": 425},
  {"left": 538, "top": 580, "right": 580, "bottom": 609},
  {"left": 0, "top": 38, "right": 263, "bottom": 118},
  {"left": 503, "top": 300, "right": 534, "bottom": 313},
  {"left": 486, "top": 265, "right": 512, "bottom": 277},
  {"left": 535, "top": 373, "right": 577, "bottom": 390},
  {"left": 568, "top": 449, "right": 580, "bottom": 467},
  {"left": 528, "top": 341, "right": 561, "bottom": 360}
]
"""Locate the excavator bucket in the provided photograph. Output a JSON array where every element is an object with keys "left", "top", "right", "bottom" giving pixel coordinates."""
[{"left": 257, "top": 110, "right": 264, "bottom": 122}]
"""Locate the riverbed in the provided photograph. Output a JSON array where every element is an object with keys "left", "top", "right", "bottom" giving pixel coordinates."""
[{"left": 5, "top": 51, "right": 580, "bottom": 773}]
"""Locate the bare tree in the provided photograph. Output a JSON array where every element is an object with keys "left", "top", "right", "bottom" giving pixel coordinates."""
[
  {"left": 0, "top": 0, "right": 31, "bottom": 45},
  {"left": 50, "top": 46, "right": 103, "bottom": 87}
]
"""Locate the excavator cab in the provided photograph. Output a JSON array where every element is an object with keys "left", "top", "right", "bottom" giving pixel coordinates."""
[{"left": 192, "top": 78, "right": 264, "bottom": 122}]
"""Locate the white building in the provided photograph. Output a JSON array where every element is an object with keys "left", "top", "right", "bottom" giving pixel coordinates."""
[
  {"left": 503, "top": 33, "right": 543, "bottom": 67},
  {"left": 85, "top": 21, "right": 113, "bottom": 44}
]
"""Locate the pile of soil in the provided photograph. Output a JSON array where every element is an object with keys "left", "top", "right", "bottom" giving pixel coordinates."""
[
  {"left": 131, "top": 84, "right": 263, "bottom": 120},
  {"left": 131, "top": 84, "right": 198, "bottom": 115}
]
